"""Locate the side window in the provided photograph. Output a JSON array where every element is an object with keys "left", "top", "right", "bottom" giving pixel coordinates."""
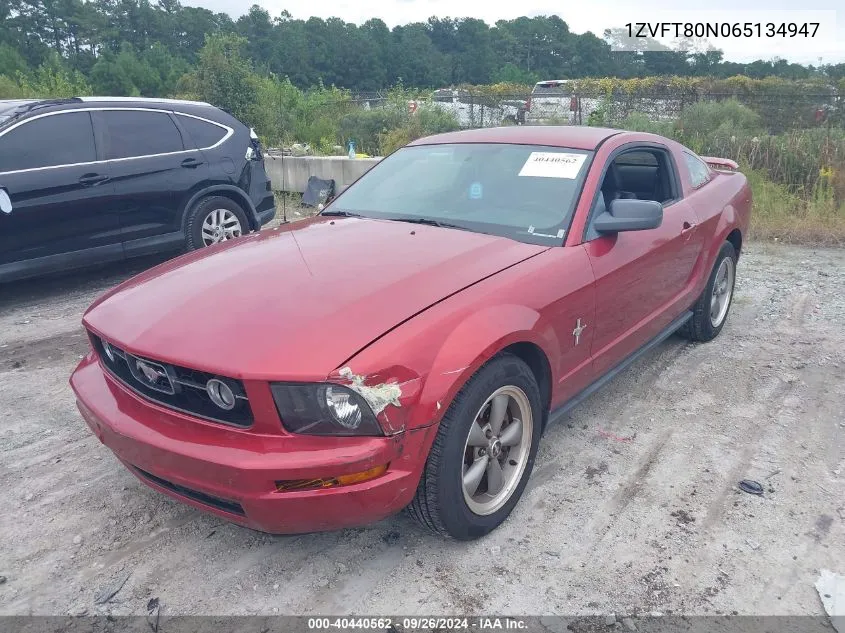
[
  {"left": 177, "top": 114, "right": 228, "bottom": 149},
  {"left": 600, "top": 148, "right": 678, "bottom": 205},
  {"left": 614, "top": 151, "right": 657, "bottom": 167},
  {"left": 101, "top": 110, "right": 184, "bottom": 160},
  {"left": 684, "top": 152, "right": 712, "bottom": 189},
  {"left": 0, "top": 112, "right": 96, "bottom": 172},
  {"left": 585, "top": 147, "right": 679, "bottom": 241}
]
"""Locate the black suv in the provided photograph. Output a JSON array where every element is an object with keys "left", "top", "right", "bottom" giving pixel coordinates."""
[{"left": 0, "top": 97, "right": 276, "bottom": 282}]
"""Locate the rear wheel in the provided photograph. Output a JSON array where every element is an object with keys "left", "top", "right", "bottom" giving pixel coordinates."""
[
  {"left": 185, "top": 196, "right": 249, "bottom": 251},
  {"left": 680, "top": 241, "right": 737, "bottom": 342},
  {"left": 407, "top": 354, "right": 542, "bottom": 540}
]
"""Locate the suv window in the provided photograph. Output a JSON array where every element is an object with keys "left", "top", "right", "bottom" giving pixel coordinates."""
[
  {"left": 0, "top": 112, "right": 96, "bottom": 172},
  {"left": 684, "top": 152, "right": 712, "bottom": 188},
  {"left": 177, "top": 114, "right": 228, "bottom": 149},
  {"left": 532, "top": 81, "right": 569, "bottom": 95},
  {"left": 101, "top": 110, "right": 184, "bottom": 160}
]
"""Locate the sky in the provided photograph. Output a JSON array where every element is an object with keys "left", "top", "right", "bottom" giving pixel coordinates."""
[{"left": 182, "top": 0, "right": 844, "bottom": 64}]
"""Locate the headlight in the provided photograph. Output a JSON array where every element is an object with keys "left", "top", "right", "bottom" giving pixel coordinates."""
[{"left": 270, "top": 383, "right": 382, "bottom": 436}]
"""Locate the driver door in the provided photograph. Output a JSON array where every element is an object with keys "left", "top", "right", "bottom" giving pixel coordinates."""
[{"left": 584, "top": 145, "right": 704, "bottom": 375}]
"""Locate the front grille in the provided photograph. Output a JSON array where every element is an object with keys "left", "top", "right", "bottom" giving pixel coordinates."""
[
  {"left": 134, "top": 467, "right": 245, "bottom": 516},
  {"left": 89, "top": 332, "right": 253, "bottom": 428}
]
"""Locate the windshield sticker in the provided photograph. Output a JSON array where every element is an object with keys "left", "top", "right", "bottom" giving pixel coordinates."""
[
  {"left": 518, "top": 152, "right": 587, "bottom": 179},
  {"left": 528, "top": 226, "right": 565, "bottom": 239},
  {"left": 469, "top": 182, "right": 483, "bottom": 199}
]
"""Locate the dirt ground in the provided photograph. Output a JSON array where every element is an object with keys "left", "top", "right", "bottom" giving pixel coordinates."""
[{"left": 1, "top": 238, "right": 843, "bottom": 620}]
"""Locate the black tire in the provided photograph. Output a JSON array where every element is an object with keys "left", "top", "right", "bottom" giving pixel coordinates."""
[
  {"left": 185, "top": 196, "right": 250, "bottom": 251},
  {"left": 407, "top": 354, "right": 543, "bottom": 540},
  {"left": 680, "top": 241, "right": 737, "bottom": 342}
]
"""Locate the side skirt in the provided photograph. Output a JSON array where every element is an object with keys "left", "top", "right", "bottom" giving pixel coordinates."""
[{"left": 546, "top": 310, "right": 693, "bottom": 428}]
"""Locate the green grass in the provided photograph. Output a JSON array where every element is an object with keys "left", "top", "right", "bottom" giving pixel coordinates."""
[{"left": 746, "top": 168, "right": 845, "bottom": 245}]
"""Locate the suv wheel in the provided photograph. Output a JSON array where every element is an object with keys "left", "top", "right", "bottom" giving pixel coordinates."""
[{"left": 186, "top": 196, "right": 249, "bottom": 250}]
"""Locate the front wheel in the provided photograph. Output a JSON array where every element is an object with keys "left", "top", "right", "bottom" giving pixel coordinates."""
[
  {"left": 407, "top": 354, "right": 542, "bottom": 540},
  {"left": 681, "top": 241, "right": 737, "bottom": 342}
]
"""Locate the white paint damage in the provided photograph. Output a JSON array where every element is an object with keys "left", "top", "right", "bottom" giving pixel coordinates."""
[{"left": 338, "top": 367, "right": 402, "bottom": 415}]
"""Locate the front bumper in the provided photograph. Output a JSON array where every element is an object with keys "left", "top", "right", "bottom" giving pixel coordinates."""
[{"left": 70, "top": 355, "right": 434, "bottom": 534}]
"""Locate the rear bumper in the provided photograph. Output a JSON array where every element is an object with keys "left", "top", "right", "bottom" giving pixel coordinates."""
[
  {"left": 257, "top": 205, "right": 276, "bottom": 226},
  {"left": 70, "top": 355, "right": 433, "bottom": 534}
]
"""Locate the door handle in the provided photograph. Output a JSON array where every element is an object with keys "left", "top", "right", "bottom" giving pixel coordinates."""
[
  {"left": 78, "top": 173, "right": 109, "bottom": 186},
  {"left": 181, "top": 157, "right": 204, "bottom": 168},
  {"left": 681, "top": 221, "right": 697, "bottom": 233}
]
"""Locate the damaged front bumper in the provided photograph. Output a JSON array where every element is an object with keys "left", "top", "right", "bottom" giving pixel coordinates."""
[{"left": 70, "top": 354, "right": 435, "bottom": 534}]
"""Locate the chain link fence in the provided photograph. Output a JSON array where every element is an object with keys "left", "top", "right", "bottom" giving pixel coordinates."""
[{"left": 344, "top": 90, "right": 843, "bottom": 134}]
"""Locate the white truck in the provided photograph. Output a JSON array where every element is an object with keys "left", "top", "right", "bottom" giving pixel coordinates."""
[
  {"left": 523, "top": 79, "right": 677, "bottom": 125},
  {"left": 428, "top": 89, "right": 526, "bottom": 128}
]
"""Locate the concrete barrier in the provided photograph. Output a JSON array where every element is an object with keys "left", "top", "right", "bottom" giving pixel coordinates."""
[{"left": 264, "top": 155, "right": 382, "bottom": 193}]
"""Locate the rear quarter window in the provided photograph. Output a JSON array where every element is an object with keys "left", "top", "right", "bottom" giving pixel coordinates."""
[
  {"left": 684, "top": 151, "right": 712, "bottom": 188},
  {"left": 177, "top": 114, "right": 229, "bottom": 149}
]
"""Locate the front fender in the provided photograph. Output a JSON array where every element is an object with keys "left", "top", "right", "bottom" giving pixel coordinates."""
[
  {"left": 414, "top": 304, "right": 559, "bottom": 429},
  {"left": 327, "top": 302, "right": 560, "bottom": 435}
]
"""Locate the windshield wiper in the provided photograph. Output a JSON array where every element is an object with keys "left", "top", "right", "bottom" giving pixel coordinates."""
[
  {"left": 382, "top": 217, "right": 471, "bottom": 232},
  {"left": 320, "top": 209, "right": 363, "bottom": 217}
]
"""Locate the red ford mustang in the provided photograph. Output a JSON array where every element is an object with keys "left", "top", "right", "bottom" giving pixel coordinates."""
[{"left": 70, "top": 126, "right": 751, "bottom": 540}]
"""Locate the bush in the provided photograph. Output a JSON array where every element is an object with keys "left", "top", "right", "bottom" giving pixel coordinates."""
[
  {"left": 339, "top": 106, "right": 407, "bottom": 155},
  {"left": 678, "top": 99, "right": 764, "bottom": 140},
  {"left": 376, "top": 107, "right": 460, "bottom": 155},
  {"left": 0, "top": 74, "right": 24, "bottom": 98},
  {"left": 616, "top": 112, "right": 675, "bottom": 137}
]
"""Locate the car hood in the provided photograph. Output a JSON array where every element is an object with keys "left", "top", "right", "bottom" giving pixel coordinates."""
[{"left": 83, "top": 217, "right": 548, "bottom": 380}]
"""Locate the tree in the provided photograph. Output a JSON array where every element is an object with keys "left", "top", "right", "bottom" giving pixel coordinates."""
[{"left": 194, "top": 32, "right": 258, "bottom": 123}]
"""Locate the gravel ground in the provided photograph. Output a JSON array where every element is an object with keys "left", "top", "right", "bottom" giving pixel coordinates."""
[{"left": 1, "top": 238, "right": 843, "bottom": 620}]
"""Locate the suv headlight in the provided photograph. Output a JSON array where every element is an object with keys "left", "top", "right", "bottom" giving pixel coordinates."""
[{"left": 270, "top": 383, "right": 382, "bottom": 436}]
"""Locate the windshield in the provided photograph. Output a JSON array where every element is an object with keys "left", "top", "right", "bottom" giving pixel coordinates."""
[{"left": 323, "top": 143, "right": 592, "bottom": 245}]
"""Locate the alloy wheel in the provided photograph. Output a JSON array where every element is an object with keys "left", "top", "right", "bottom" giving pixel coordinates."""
[
  {"left": 462, "top": 385, "right": 534, "bottom": 516},
  {"left": 709, "top": 256, "right": 735, "bottom": 328},
  {"left": 201, "top": 209, "right": 243, "bottom": 246}
]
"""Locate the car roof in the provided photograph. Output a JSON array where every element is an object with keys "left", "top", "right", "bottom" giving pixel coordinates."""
[
  {"left": 408, "top": 126, "right": 623, "bottom": 151},
  {"left": 0, "top": 96, "right": 238, "bottom": 131}
]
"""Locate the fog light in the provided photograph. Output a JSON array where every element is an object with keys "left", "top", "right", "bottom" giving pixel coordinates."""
[
  {"left": 207, "top": 378, "right": 236, "bottom": 410},
  {"left": 275, "top": 464, "right": 388, "bottom": 492}
]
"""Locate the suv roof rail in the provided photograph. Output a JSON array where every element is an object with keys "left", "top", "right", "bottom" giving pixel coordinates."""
[{"left": 77, "top": 96, "right": 213, "bottom": 106}]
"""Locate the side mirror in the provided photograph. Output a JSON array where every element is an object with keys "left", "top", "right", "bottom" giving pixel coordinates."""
[
  {"left": 593, "top": 198, "right": 663, "bottom": 234},
  {"left": 0, "top": 188, "right": 11, "bottom": 215}
]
